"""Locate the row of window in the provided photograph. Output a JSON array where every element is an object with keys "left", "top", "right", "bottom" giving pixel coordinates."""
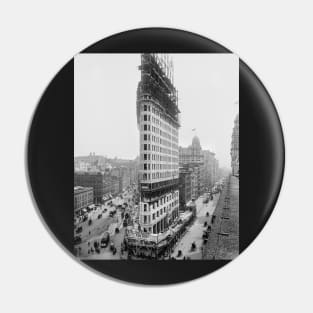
[
  {"left": 142, "top": 201, "right": 179, "bottom": 224},
  {"left": 141, "top": 171, "right": 179, "bottom": 180},
  {"left": 143, "top": 134, "right": 175, "bottom": 149},
  {"left": 143, "top": 163, "right": 178, "bottom": 170},
  {"left": 143, "top": 144, "right": 177, "bottom": 156},
  {"left": 142, "top": 123, "right": 178, "bottom": 143},
  {"left": 150, "top": 114, "right": 173, "bottom": 135},
  {"left": 143, "top": 153, "right": 178, "bottom": 163},
  {"left": 143, "top": 134, "right": 175, "bottom": 147},
  {"left": 142, "top": 115, "right": 178, "bottom": 139},
  {"left": 143, "top": 192, "right": 178, "bottom": 209},
  {"left": 143, "top": 104, "right": 178, "bottom": 135},
  {"left": 74, "top": 193, "right": 93, "bottom": 209},
  {"left": 143, "top": 207, "right": 165, "bottom": 224},
  {"left": 143, "top": 126, "right": 178, "bottom": 144}
]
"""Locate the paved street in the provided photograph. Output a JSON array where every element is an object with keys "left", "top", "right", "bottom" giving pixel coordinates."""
[
  {"left": 81, "top": 228, "right": 126, "bottom": 260},
  {"left": 75, "top": 188, "right": 137, "bottom": 259},
  {"left": 171, "top": 193, "right": 220, "bottom": 259},
  {"left": 74, "top": 181, "right": 235, "bottom": 260}
]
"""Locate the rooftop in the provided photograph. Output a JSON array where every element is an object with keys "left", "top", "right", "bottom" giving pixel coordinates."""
[{"left": 74, "top": 186, "right": 93, "bottom": 194}]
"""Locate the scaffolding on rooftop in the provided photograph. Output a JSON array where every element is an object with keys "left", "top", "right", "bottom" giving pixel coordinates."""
[{"left": 137, "top": 53, "right": 180, "bottom": 126}]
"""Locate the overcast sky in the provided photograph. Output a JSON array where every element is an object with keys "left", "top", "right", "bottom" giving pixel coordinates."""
[{"left": 74, "top": 53, "right": 238, "bottom": 168}]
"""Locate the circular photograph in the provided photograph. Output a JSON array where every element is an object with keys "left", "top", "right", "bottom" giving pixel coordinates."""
[{"left": 27, "top": 28, "right": 284, "bottom": 284}]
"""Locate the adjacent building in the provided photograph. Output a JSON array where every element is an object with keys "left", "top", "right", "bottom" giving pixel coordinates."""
[
  {"left": 179, "top": 136, "right": 203, "bottom": 164},
  {"left": 202, "top": 150, "right": 218, "bottom": 189},
  {"left": 137, "top": 53, "right": 180, "bottom": 234},
  {"left": 74, "top": 172, "right": 106, "bottom": 204},
  {"left": 190, "top": 164, "right": 202, "bottom": 199},
  {"left": 231, "top": 114, "right": 239, "bottom": 176},
  {"left": 179, "top": 136, "right": 219, "bottom": 196},
  {"left": 111, "top": 166, "right": 132, "bottom": 193},
  {"left": 102, "top": 172, "right": 120, "bottom": 196},
  {"left": 179, "top": 136, "right": 205, "bottom": 197},
  {"left": 74, "top": 186, "right": 93, "bottom": 213},
  {"left": 74, "top": 161, "right": 137, "bottom": 203},
  {"left": 179, "top": 167, "right": 192, "bottom": 210}
]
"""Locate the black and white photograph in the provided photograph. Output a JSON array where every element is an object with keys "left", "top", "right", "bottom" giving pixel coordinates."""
[
  {"left": 5, "top": 0, "right": 313, "bottom": 310},
  {"left": 74, "top": 53, "right": 239, "bottom": 260}
]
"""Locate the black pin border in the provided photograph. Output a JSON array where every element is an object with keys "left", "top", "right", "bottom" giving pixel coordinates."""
[{"left": 27, "top": 28, "right": 285, "bottom": 285}]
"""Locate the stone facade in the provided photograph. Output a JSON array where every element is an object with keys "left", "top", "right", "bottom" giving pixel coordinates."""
[
  {"left": 179, "top": 167, "right": 192, "bottom": 210},
  {"left": 179, "top": 136, "right": 219, "bottom": 195},
  {"left": 137, "top": 54, "right": 180, "bottom": 234},
  {"left": 179, "top": 136, "right": 204, "bottom": 197},
  {"left": 74, "top": 186, "right": 94, "bottom": 213},
  {"left": 74, "top": 172, "right": 106, "bottom": 204}
]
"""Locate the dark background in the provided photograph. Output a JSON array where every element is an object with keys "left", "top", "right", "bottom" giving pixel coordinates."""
[{"left": 27, "top": 28, "right": 284, "bottom": 285}]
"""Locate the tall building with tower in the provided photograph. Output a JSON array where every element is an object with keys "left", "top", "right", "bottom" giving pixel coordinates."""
[
  {"left": 179, "top": 136, "right": 220, "bottom": 195},
  {"left": 136, "top": 54, "right": 180, "bottom": 234},
  {"left": 179, "top": 136, "right": 205, "bottom": 197}
]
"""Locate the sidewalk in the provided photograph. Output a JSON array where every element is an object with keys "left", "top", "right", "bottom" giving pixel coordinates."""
[
  {"left": 203, "top": 175, "right": 239, "bottom": 260},
  {"left": 171, "top": 193, "right": 220, "bottom": 259}
]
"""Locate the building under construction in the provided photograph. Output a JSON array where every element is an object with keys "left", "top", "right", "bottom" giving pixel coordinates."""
[{"left": 124, "top": 53, "right": 182, "bottom": 258}]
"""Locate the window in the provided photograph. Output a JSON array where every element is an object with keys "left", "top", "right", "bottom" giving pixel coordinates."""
[
  {"left": 144, "top": 154, "right": 147, "bottom": 160},
  {"left": 144, "top": 144, "right": 147, "bottom": 150},
  {"left": 144, "top": 104, "right": 147, "bottom": 111},
  {"left": 144, "top": 134, "right": 147, "bottom": 140},
  {"left": 144, "top": 115, "right": 147, "bottom": 121},
  {"left": 144, "top": 124, "right": 147, "bottom": 131}
]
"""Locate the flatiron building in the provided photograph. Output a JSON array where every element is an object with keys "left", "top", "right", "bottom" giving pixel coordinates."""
[{"left": 136, "top": 54, "right": 180, "bottom": 234}]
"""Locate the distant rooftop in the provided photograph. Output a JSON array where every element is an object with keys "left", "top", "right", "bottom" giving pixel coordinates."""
[
  {"left": 74, "top": 186, "right": 93, "bottom": 194},
  {"left": 75, "top": 171, "right": 103, "bottom": 175}
]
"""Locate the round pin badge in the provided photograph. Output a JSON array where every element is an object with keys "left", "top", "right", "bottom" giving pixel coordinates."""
[{"left": 27, "top": 28, "right": 284, "bottom": 285}]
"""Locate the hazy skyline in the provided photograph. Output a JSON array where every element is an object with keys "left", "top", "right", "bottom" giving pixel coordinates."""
[{"left": 74, "top": 53, "right": 238, "bottom": 168}]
